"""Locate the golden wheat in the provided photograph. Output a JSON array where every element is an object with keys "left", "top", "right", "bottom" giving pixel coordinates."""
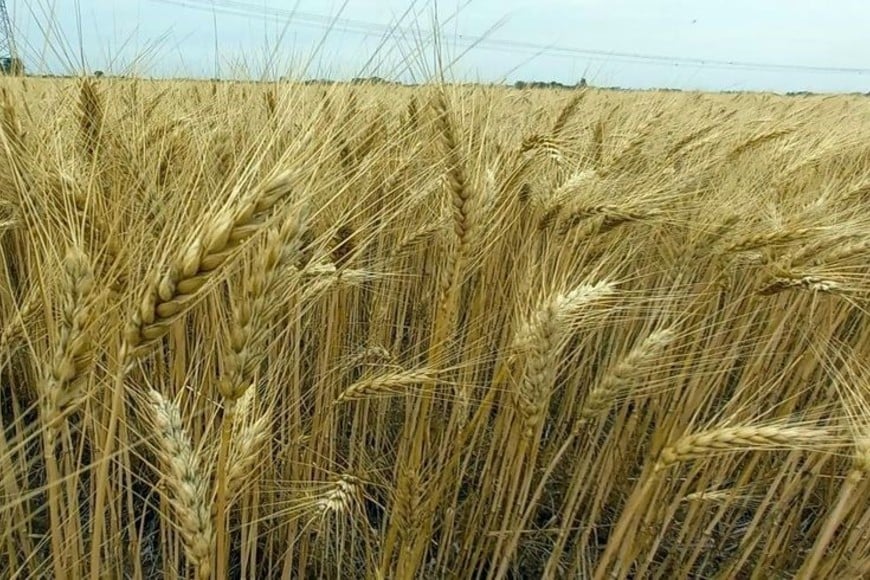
[{"left": 1, "top": 76, "right": 868, "bottom": 579}]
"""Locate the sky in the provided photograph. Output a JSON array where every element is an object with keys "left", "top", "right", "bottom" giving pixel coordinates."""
[{"left": 9, "top": 0, "right": 870, "bottom": 93}]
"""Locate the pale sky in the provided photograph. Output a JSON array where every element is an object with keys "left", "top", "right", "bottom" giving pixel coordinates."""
[{"left": 10, "top": 0, "right": 870, "bottom": 92}]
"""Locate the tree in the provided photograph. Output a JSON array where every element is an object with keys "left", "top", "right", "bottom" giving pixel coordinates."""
[{"left": 0, "top": 57, "right": 24, "bottom": 75}]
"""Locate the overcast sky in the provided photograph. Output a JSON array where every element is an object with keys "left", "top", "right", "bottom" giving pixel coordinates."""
[{"left": 10, "top": 0, "right": 870, "bottom": 92}]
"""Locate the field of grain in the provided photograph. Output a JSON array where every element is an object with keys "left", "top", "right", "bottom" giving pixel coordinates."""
[{"left": 0, "top": 76, "right": 869, "bottom": 579}]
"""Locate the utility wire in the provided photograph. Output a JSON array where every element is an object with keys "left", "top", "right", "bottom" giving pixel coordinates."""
[{"left": 151, "top": 0, "right": 870, "bottom": 75}]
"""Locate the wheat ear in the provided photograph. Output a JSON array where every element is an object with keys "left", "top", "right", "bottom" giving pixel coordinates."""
[
  {"left": 721, "top": 227, "right": 818, "bottom": 255},
  {"left": 432, "top": 89, "right": 475, "bottom": 322},
  {"left": 124, "top": 170, "right": 296, "bottom": 355},
  {"left": 577, "top": 328, "right": 675, "bottom": 427},
  {"left": 226, "top": 410, "right": 271, "bottom": 499},
  {"left": 335, "top": 368, "right": 440, "bottom": 403},
  {"left": 147, "top": 390, "right": 213, "bottom": 580},
  {"left": 758, "top": 274, "right": 842, "bottom": 296},
  {"left": 38, "top": 248, "right": 93, "bottom": 578},
  {"left": 78, "top": 79, "right": 104, "bottom": 160},
  {"left": 727, "top": 128, "right": 795, "bottom": 159},
  {"left": 655, "top": 425, "right": 832, "bottom": 470},
  {"left": 551, "top": 91, "right": 586, "bottom": 136},
  {"left": 40, "top": 249, "right": 94, "bottom": 441},
  {"left": 515, "top": 281, "right": 616, "bottom": 435},
  {"left": 316, "top": 475, "right": 361, "bottom": 516},
  {"left": 220, "top": 205, "right": 307, "bottom": 401}
]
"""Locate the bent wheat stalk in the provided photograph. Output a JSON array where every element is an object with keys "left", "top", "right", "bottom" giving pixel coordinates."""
[
  {"left": 595, "top": 424, "right": 833, "bottom": 579},
  {"left": 797, "top": 422, "right": 869, "bottom": 579}
]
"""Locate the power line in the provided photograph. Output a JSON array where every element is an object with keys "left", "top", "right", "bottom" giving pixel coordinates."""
[{"left": 151, "top": 0, "right": 870, "bottom": 76}]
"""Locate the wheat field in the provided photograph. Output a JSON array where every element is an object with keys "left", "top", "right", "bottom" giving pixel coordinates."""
[{"left": 0, "top": 76, "right": 868, "bottom": 579}]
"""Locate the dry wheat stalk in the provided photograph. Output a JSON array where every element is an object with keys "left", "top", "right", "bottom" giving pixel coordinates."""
[{"left": 147, "top": 390, "right": 213, "bottom": 579}]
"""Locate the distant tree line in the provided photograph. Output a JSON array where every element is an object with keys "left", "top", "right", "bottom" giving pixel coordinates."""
[{"left": 513, "top": 78, "right": 588, "bottom": 90}]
